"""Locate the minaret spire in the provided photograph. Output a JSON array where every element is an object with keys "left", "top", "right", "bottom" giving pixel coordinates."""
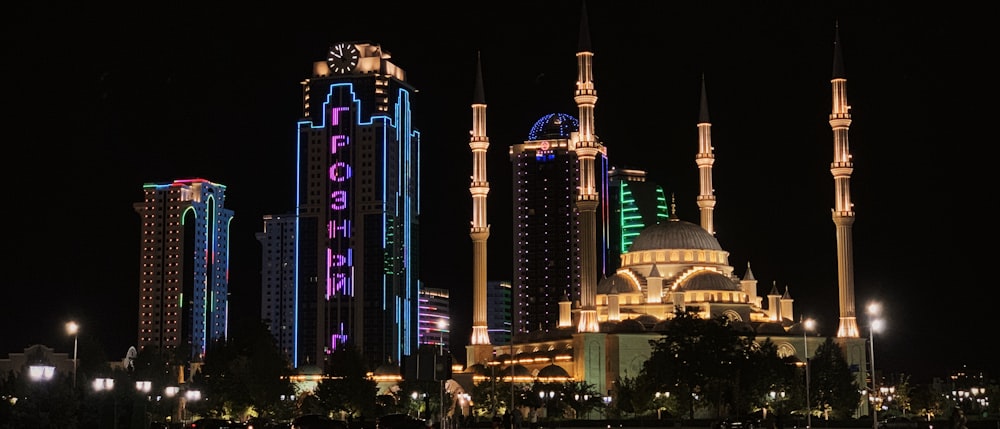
[
  {"left": 575, "top": 1, "right": 600, "bottom": 333},
  {"left": 829, "top": 23, "right": 860, "bottom": 338},
  {"left": 469, "top": 51, "right": 491, "bottom": 346},
  {"left": 696, "top": 74, "right": 717, "bottom": 235}
]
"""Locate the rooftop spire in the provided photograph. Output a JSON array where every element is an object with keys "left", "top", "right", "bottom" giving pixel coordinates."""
[
  {"left": 578, "top": 1, "right": 591, "bottom": 53},
  {"left": 832, "top": 21, "right": 846, "bottom": 79},
  {"left": 473, "top": 51, "right": 486, "bottom": 104},
  {"left": 743, "top": 261, "right": 755, "bottom": 281},
  {"left": 699, "top": 73, "right": 710, "bottom": 123}
]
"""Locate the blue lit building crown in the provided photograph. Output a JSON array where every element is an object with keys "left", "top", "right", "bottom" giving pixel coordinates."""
[{"left": 528, "top": 113, "right": 579, "bottom": 140}]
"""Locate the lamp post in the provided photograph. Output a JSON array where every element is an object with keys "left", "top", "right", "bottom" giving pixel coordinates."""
[
  {"left": 94, "top": 377, "right": 117, "bottom": 429},
  {"left": 136, "top": 380, "right": 152, "bottom": 429},
  {"left": 182, "top": 389, "right": 202, "bottom": 423},
  {"left": 868, "top": 303, "right": 884, "bottom": 429},
  {"left": 66, "top": 321, "right": 79, "bottom": 389},
  {"left": 802, "top": 317, "right": 815, "bottom": 428}
]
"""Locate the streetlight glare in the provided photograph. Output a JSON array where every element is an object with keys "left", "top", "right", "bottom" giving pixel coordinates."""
[
  {"left": 867, "top": 302, "right": 881, "bottom": 316},
  {"left": 28, "top": 365, "right": 55, "bottom": 381},
  {"left": 871, "top": 319, "right": 885, "bottom": 332},
  {"left": 804, "top": 318, "right": 816, "bottom": 331},
  {"left": 66, "top": 321, "right": 79, "bottom": 335},
  {"left": 93, "top": 377, "right": 114, "bottom": 391}
]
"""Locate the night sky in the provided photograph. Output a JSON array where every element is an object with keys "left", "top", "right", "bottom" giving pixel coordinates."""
[{"left": 4, "top": 2, "right": 989, "bottom": 383}]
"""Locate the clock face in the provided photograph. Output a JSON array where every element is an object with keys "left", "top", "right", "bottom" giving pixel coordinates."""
[{"left": 328, "top": 43, "right": 360, "bottom": 74}]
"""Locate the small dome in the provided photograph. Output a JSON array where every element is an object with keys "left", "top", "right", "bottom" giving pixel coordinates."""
[
  {"left": 682, "top": 271, "right": 740, "bottom": 291},
  {"left": 755, "top": 322, "right": 787, "bottom": 335},
  {"left": 613, "top": 319, "right": 646, "bottom": 333},
  {"left": 629, "top": 219, "right": 722, "bottom": 252},
  {"left": 528, "top": 113, "right": 579, "bottom": 140},
  {"left": 537, "top": 364, "right": 570, "bottom": 379},
  {"left": 502, "top": 364, "right": 532, "bottom": 377},
  {"left": 374, "top": 363, "right": 400, "bottom": 376},
  {"left": 298, "top": 364, "right": 323, "bottom": 375},
  {"left": 634, "top": 314, "right": 660, "bottom": 329},
  {"left": 466, "top": 363, "right": 489, "bottom": 376},
  {"left": 597, "top": 273, "right": 640, "bottom": 295}
]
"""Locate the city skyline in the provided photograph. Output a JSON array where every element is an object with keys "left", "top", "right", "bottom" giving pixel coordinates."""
[{"left": 4, "top": 2, "right": 989, "bottom": 382}]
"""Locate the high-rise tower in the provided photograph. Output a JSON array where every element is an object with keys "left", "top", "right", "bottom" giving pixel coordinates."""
[
  {"left": 295, "top": 42, "right": 421, "bottom": 369},
  {"left": 509, "top": 7, "right": 609, "bottom": 335},
  {"left": 257, "top": 214, "right": 297, "bottom": 365},
  {"left": 134, "top": 178, "right": 233, "bottom": 362}
]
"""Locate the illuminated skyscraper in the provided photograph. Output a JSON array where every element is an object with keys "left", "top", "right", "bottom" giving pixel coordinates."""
[
  {"left": 134, "top": 178, "right": 233, "bottom": 362},
  {"left": 486, "top": 280, "right": 512, "bottom": 345},
  {"left": 418, "top": 287, "right": 450, "bottom": 349},
  {"left": 294, "top": 42, "right": 421, "bottom": 369},
  {"left": 509, "top": 112, "right": 609, "bottom": 334},
  {"left": 607, "top": 168, "right": 669, "bottom": 272},
  {"left": 257, "top": 214, "right": 297, "bottom": 365}
]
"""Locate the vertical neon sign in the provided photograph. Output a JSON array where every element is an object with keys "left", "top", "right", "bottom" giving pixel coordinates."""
[{"left": 327, "top": 101, "right": 353, "bottom": 352}]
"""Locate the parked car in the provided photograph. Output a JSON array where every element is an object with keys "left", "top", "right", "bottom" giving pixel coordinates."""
[
  {"left": 713, "top": 414, "right": 762, "bottom": 429},
  {"left": 190, "top": 419, "right": 245, "bottom": 429},
  {"left": 246, "top": 417, "right": 291, "bottom": 429},
  {"left": 291, "top": 415, "right": 349, "bottom": 429},
  {"left": 375, "top": 414, "right": 426, "bottom": 429},
  {"left": 878, "top": 416, "right": 933, "bottom": 429}
]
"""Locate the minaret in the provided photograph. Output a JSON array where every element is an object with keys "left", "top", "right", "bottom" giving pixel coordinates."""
[
  {"left": 696, "top": 74, "right": 716, "bottom": 235},
  {"left": 830, "top": 24, "right": 860, "bottom": 338},
  {"left": 469, "top": 52, "right": 492, "bottom": 346},
  {"left": 574, "top": 3, "right": 600, "bottom": 333}
]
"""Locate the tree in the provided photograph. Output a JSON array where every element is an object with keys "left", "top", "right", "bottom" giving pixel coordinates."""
[
  {"left": 809, "top": 338, "right": 861, "bottom": 420},
  {"left": 638, "top": 309, "right": 756, "bottom": 420},
  {"left": 470, "top": 372, "right": 509, "bottom": 418},
  {"left": 192, "top": 321, "right": 297, "bottom": 420},
  {"left": 561, "top": 381, "right": 605, "bottom": 419},
  {"left": 909, "top": 381, "right": 944, "bottom": 420},
  {"left": 611, "top": 375, "right": 646, "bottom": 419},
  {"left": 311, "top": 344, "right": 378, "bottom": 418},
  {"left": 741, "top": 339, "right": 798, "bottom": 416}
]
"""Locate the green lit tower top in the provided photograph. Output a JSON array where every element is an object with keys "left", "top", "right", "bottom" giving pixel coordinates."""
[{"left": 608, "top": 167, "right": 668, "bottom": 272}]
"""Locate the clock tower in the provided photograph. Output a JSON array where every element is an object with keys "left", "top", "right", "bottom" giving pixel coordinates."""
[{"left": 282, "top": 42, "right": 420, "bottom": 370}]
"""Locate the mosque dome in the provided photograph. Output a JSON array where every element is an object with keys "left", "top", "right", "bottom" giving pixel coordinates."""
[
  {"left": 537, "top": 364, "right": 571, "bottom": 379},
  {"left": 681, "top": 271, "right": 740, "bottom": 291},
  {"left": 597, "top": 273, "right": 640, "bottom": 295},
  {"left": 629, "top": 219, "right": 722, "bottom": 252},
  {"left": 613, "top": 318, "right": 646, "bottom": 333},
  {"left": 373, "top": 363, "right": 401, "bottom": 376},
  {"left": 528, "top": 113, "right": 579, "bottom": 140},
  {"left": 755, "top": 322, "right": 788, "bottom": 335}
]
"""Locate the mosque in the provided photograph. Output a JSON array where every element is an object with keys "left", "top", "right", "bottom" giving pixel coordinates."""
[{"left": 458, "top": 3, "right": 871, "bottom": 420}]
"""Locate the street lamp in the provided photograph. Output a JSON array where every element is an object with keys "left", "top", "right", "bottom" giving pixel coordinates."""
[
  {"left": 182, "top": 389, "right": 202, "bottom": 423},
  {"left": 136, "top": 380, "right": 152, "bottom": 429},
  {"left": 868, "top": 303, "right": 884, "bottom": 429},
  {"left": 66, "top": 321, "right": 79, "bottom": 389},
  {"left": 94, "top": 377, "right": 117, "bottom": 429},
  {"left": 802, "top": 317, "right": 816, "bottom": 428},
  {"left": 28, "top": 364, "right": 56, "bottom": 382}
]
